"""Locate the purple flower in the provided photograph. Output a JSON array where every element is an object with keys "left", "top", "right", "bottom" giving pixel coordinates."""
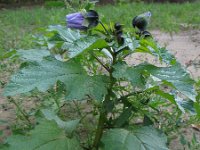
[
  {"left": 66, "top": 12, "right": 86, "bottom": 30},
  {"left": 66, "top": 10, "right": 99, "bottom": 30}
]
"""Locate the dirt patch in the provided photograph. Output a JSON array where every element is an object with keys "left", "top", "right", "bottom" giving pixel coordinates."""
[
  {"left": 155, "top": 30, "right": 200, "bottom": 149},
  {"left": 0, "top": 88, "right": 14, "bottom": 143},
  {"left": 154, "top": 30, "right": 200, "bottom": 78},
  {"left": 127, "top": 30, "right": 200, "bottom": 79},
  {"left": 127, "top": 30, "right": 200, "bottom": 149}
]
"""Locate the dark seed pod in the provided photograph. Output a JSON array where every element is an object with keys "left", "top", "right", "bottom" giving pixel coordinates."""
[
  {"left": 141, "top": 30, "right": 152, "bottom": 38},
  {"left": 132, "top": 11, "right": 151, "bottom": 31},
  {"left": 66, "top": 10, "right": 99, "bottom": 30},
  {"left": 114, "top": 23, "right": 122, "bottom": 31},
  {"left": 86, "top": 10, "right": 99, "bottom": 28},
  {"left": 132, "top": 16, "right": 148, "bottom": 31},
  {"left": 114, "top": 23, "right": 124, "bottom": 45}
]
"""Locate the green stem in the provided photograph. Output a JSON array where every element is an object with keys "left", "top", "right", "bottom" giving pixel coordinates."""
[
  {"left": 52, "top": 83, "right": 60, "bottom": 108},
  {"left": 54, "top": 97, "right": 60, "bottom": 108},
  {"left": 115, "top": 46, "right": 128, "bottom": 55},
  {"left": 99, "top": 21, "right": 110, "bottom": 35},
  {"left": 92, "top": 111, "right": 106, "bottom": 149},
  {"left": 8, "top": 97, "right": 31, "bottom": 125},
  {"left": 90, "top": 52, "right": 110, "bottom": 72},
  {"left": 92, "top": 51, "right": 117, "bottom": 149},
  {"left": 116, "top": 91, "right": 143, "bottom": 102}
]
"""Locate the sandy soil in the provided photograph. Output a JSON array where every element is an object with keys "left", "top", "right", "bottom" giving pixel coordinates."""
[
  {"left": 0, "top": 30, "right": 200, "bottom": 148},
  {"left": 127, "top": 30, "right": 200, "bottom": 79},
  {"left": 153, "top": 30, "right": 200, "bottom": 79}
]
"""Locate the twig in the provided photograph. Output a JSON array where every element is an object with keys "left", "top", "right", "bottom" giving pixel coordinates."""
[
  {"left": 185, "top": 54, "right": 200, "bottom": 68},
  {"left": 53, "top": 83, "right": 60, "bottom": 108},
  {"left": 90, "top": 52, "right": 110, "bottom": 72},
  {"left": 93, "top": 49, "right": 117, "bottom": 149},
  {"left": 8, "top": 97, "right": 31, "bottom": 125},
  {"left": 115, "top": 46, "right": 128, "bottom": 55},
  {"left": 116, "top": 91, "right": 143, "bottom": 102},
  {"left": 99, "top": 21, "right": 110, "bottom": 35}
]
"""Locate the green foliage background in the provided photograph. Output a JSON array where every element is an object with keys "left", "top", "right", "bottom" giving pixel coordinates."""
[{"left": 0, "top": 1, "right": 200, "bottom": 52}]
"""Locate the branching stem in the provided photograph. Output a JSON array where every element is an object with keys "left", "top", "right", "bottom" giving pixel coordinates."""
[
  {"left": 92, "top": 50, "right": 117, "bottom": 149},
  {"left": 99, "top": 21, "right": 110, "bottom": 35},
  {"left": 8, "top": 97, "right": 31, "bottom": 125},
  {"left": 116, "top": 91, "right": 143, "bottom": 102},
  {"left": 90, "top": 52, "right": 110, "bottom": 72}
]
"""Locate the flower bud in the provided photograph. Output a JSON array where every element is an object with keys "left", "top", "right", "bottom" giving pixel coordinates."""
[
  {"left": 132, "top": 11, "right": 151, "bottom": 31},
  {"left": 141, "top": 30, "right": 152, "bottom": 39},
  {"left": 114, "top": 23, "right": 124, "bottom": 45},
  {"left": 86, "top": 10, "right": 99, "bottom": 28}
]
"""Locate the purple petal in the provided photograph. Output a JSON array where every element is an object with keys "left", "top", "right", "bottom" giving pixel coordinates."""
[
  {"left": 66, "top": 12, "right": 86, "bottom": 29},
  {"left": 67, "top": 24, "right": 87, "bottom": 30}
]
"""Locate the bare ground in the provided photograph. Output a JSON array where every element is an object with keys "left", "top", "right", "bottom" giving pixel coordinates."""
[
  {"left": 127, "top": 30, "right": 200, "bottom": 78},
  {"left": 0, "top": 30, "right": 200, "bottom": 149}
]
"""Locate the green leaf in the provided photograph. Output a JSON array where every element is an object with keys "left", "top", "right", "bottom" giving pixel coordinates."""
[
  {"left": 48, "top": 25, "right": 108, "bottom": 58},
  {"left": 101, "top": 126, "right": 168, "bottom": 150},
  {"left": 87, "top": 39, "right": 108, "bottom": 51},
  {"left": 194, "top": 102, "right": 200, "bottom": 117},
  {"left": 0, "top": 49, "right": 16, "bottom": 60},
  {"left": 62, "top": 38, "right": 108, "bottom": 58},
  {"left": 175, "top": 97, "right": 196, "bottom": 114},
  {"left": 114, "top": 107, "right": 132, "bottom": 127},
  {"left": 113, "top": 62, "right": 196, "bottom": 101},
  {"left": 3, "top": 58, "right": 84, "bottom": 96},
  {"left": 145, "top": 63, "right": 196, "bottom": 101},
  {"left": 155, "top": 89, "right": 176, "bottom": 104},
  {"left": 65, "top": 75, "right": 109, "bottom": 101},
  {"left": 113, "top": 62, "right": 145, "bottom": 89},
  {"left": 84, "top": 0, "right": 97, "bottom": 10},
  {"left": 180, "top": 135, "right": 187, "bottom": 146},
  {"left": 143, "top": 115, "right": 154, "bottom": 126},
  {"left": 121, "top": 34, "right": 139, "bottom": 51},
  {"left": 4, "top": 57, "right": 108, "bottom": 101},
  {"left": 153, "top": 89, "right": 196, "bottom": 114},
  {"left": 0, "top": 144, "right": 9, "bottom": 150},
  {"left": 42, "top": 109, "right": 79, "bottom": 135},
  {"left": 48, "top": 25, "right": 81, "bottom": 42},
  {"left": 0, "top": 130, "right": 3, "bottom": 136},
  {"left": 17, "top": 49, "right": 50, "bottom": 62},
  {"left": 135, "top": 39, "right": 176, "bottom": 64},
  {"left": 6, "top": 120, "right": 82, "bottom": 150},
  {"left": 156, "top": 47, "right": 176, "bottom": 65}
]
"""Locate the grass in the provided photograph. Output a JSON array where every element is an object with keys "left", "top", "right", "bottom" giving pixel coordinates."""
[
  {"left": 0, "top": 2, "right": 200, "bottom": 52},
  {"left": 98, "top": 2, "right": 200, "bottom": 31},
  {"left": 0, "top": 7, "right": 67, "bottom": 51}
]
